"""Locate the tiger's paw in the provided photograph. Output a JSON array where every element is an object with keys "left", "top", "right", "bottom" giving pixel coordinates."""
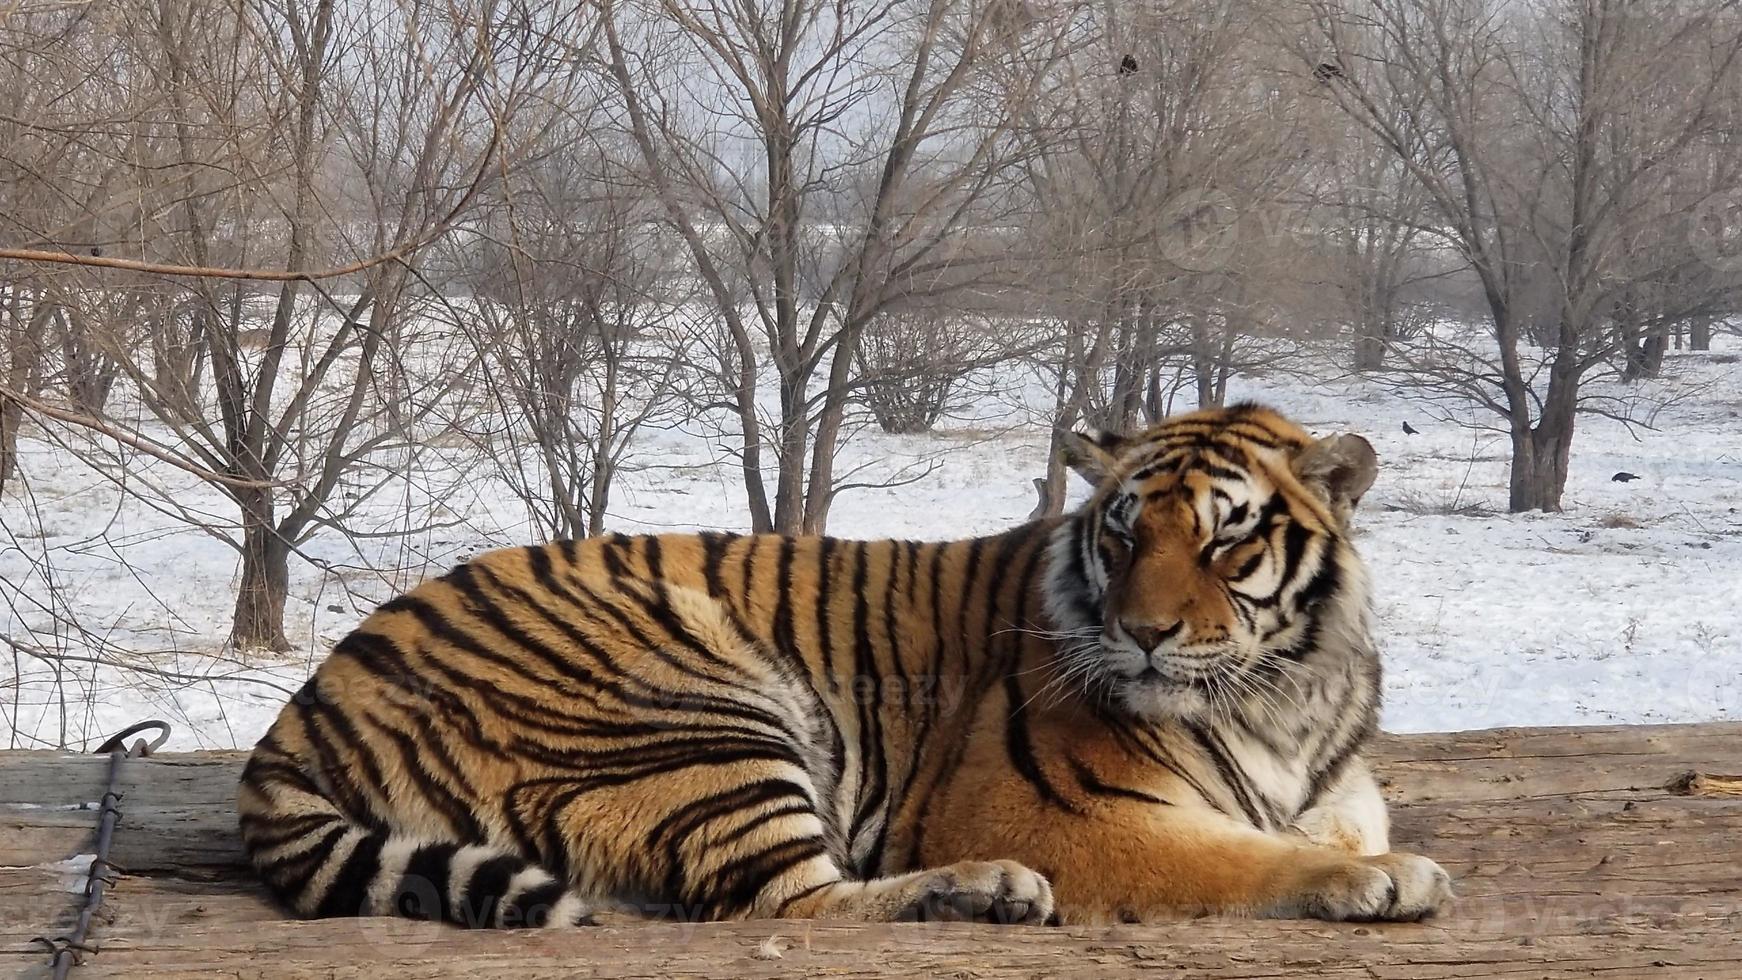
[
  {"left": 899, "top": 859, "right": 1053, "bottom": 925},
  {"left": 1297, "top": 852, "right": 1452, "bottom": 922}
]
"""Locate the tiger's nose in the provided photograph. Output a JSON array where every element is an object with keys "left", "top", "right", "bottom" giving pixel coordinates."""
[{"left": 1122, "top": 620, "right": 1182, "bottom": 652}]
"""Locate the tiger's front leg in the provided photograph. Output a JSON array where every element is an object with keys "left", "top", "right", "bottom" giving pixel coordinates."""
[
  {"left": 924, "top": 756, "right": 1448, "bottom": 924},
  {"left": 944, "top": 803, "right": 1448, "bottom": 924},
  {"left": 1286, "top": 757, "right": 1392, "bottom": 855}
]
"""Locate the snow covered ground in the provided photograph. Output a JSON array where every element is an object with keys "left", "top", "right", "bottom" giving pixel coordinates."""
[{"left": 3, "top": 339, "right": 1739, "bottom": 751}]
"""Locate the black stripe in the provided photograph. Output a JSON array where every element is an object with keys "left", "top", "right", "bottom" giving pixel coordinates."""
[
  {"left": 1189, "top": 724, "right": 1272, "bottom": 829},
  {"left": 645, "top": 779, "right": 813, "bottom": 901},
  {"left": 1067, "top": 755, "right": 1171, "bottom": 805},
  {"left": 374, "top": 723, "right": 488, "bottom": 841},
  {"left": 863, "top": 540, "right": 913, "bottom": 874},
  {"left": 848, "top": 542, "right": 885, "bottom": 841},
  {"left": 892, "top": 542, "right": 950, "bottom": 870},
  {"left": 509, "top": 879, "right": 570, "bottom": 927},
  {"left": 1196, "top": 461, "right": 1247, "bottom": 484},
  {"left": 298, "top": 697, "right": 387, "bottom": 828},
  {"left": 459, "top": 854, "right": 523, "bottom": 928},
  {"left": 597, "top": 535, "right": 624, "bottom": 576},
  {"left": 1281, "top": 521, "right": 1313, "bottom": 585},
  {"left": 772, "top": 537, "right": 798, "bottom": 666},
  {"left": 1011, "top": 532, "right": 1049, "bottom": 630},
  {"left": 954, "top": 537, "right": 987, "bottom": 667},
  {"left": 741, "top": 535, "right": 759, "bottom": 601},
  {"left": 480, "top": 564, "right": 782, "bottom": 725},
  {"left": 1108, "top": 719, "right": 1226, "bottom": 816},
  {"left": 393, "top": 589, "right": 762, "bottom": 745},
  {"left": 646, "top": 778, "right": 813, "bottom": 853},
  {"left": 240, "top": 811, "right": 341, "bottom": 852},
  {"left": 621, "top": 578, "right": 742, "bottom": 672},
  {"left": 1231, "top": 548, "right": 1266, "bottom": 582},
  {"left": 270, "top": 822, "right": 349, "bottom": 901},
  {"left": 714, "top": 802, "right": 814, "bottom": 848},
  {"left": 423, "top": 571, "right": 622, "bottom": 706},
  {"left": 239, "top": 755, "right": 322, "bottom": 797},
  {"left": 774, "top": 878, "right": 835, "bottom": 915},
  {"left": 1293, "top": 544, "right": 1343, "bottom": 612},
  {"left": 705, "top": 837, "right": 829, "bottom": 918},
  {"left": 335, "top": 630, "right": 496, "bottom": 745},
  {"left": 526, "top": 544, "right": 552, "bottom": 583},
  {"left": 313, "top": 831, "right": 386, "bottom": 918},
  {"left": 925, "top": 541, "right": 946, "bottom": 693},
  {"left": 815, "top": 537, "right": 836, "bottom": 686},
  {"left": 983, "top": 525, "right": 1038, "bottom": 647},
  {"left": 701, "top": 532, "right": 734, "bottom": 597},
  {"left": 1002, "top": 671, "right": 1081, "bottom": 814},
  {"left": 647, "top": 778, "right": 815, "bottom": 902},
  {"left": 396, "top": 842, "right": 459, "bottom": 921},
  {"left": 1302, "top": 729, "right": 1365, "bottom": 814}
]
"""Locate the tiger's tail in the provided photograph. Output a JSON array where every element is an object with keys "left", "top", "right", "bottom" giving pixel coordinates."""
[{"left": 237, "top": 748, "right": 593, "bottom": 928}]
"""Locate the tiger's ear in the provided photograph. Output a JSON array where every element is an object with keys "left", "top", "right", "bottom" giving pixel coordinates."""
[
  {"left": 1058, "top": 428, "right": 1127, "bottom": 484},
  {"left": 1293, "top": 433, "right": 1378, "bottom": 519}
]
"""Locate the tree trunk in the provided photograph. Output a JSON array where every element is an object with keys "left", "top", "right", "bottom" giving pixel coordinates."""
[
  {"left": 1633, "top": 330, "right": 1666, "bottom": 379},
  {"left": 799, "top": 307, "right": 871, "bottom": 536},
  {"left": 1108, "top": 299, "right": 1143, "bottom": 432},
  {"left": 1, "top": 288, "right": 18, "bottom": 492},
  {"left": 1691, "top": 316, "right": 1714, "bottom": 352},
  {"left": 772, "top": 370, "right": 809, "bottom": 535},
  {"left": 1, "top": 287, "right": 44, "bottom": 494},
  {"left": 1352, "top": 312, "right": 1386, "bottom": 372},
  {"left": 1507, "top": 405, "right": 1576, "bottom": 513},
  {"left": 1193, "top": 333, "right": 1219, "bottom": 409},
  {"left": 586, "top": 355, "right": 618, "bottom": 539},
  {"left": 1036, "top": 426, "right": 1074, "bottom": 518},
  {"left": 61, "top": 306, "right": 120, "bottom": 414},
  {"left": 0, "top": 393, "right": 18, "bottom": 494},
  {"left": 232, "top": 491, "right": 292, "bottom": 652},
  {"left": 1619, "top": 301, "right": 1666, "bottom": 381}
]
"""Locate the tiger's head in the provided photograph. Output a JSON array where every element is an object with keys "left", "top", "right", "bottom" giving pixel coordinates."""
[{"left": 1042, "top": 403, "right": 1379, "bottom": 722}]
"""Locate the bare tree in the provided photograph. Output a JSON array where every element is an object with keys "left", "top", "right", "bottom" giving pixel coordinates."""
[
  {"left": 1017, "top": 0, "right": 1312, "bottom": 515},
  {"left": 0, "top": 0, "right": 582, "bottom": 648},
  {"left": 465, "top": 127, "right": 692, "bottom": 539},
  {"left": 598, "top": 0, "right": 1066, "bottom": 533},
  {"left": 1303, "top": 0, "right": 1742, "bottom": 511},
  {"left": 855, "top": 307, "right": 996, "bottom": 434},
  {"left": 1303, "top": 99, "right": 1440, "bottom": 371}
]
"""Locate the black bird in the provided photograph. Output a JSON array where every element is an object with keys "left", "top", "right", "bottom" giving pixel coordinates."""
[
  {"left": 1313, "top": 62, "right": 1344, "bottom": 82},
  {"left": 1402, "top": 421, "right": 1419, "bottom": 435},
  {"left": 1119, "top": 54, "right": 1139, "bottom": 76},
  {"left": 1611, "top": 471, "right": 1641, "bottom": 483}
]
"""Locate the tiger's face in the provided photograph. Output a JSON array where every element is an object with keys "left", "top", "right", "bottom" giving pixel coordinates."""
[{"left": 1043, "top": 404, "right": 1379, "bottom": 722}]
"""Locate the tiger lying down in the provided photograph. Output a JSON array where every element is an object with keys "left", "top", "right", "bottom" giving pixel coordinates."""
[{"left": 240, "top": 403, "right": 1452, "bottom": 928}]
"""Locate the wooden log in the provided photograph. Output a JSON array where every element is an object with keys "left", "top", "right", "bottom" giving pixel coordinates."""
[{"left": 3, "top": 724, "right": 1739, "bottom": 978}]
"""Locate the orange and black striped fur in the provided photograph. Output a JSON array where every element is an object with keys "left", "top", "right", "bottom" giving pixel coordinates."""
[{"left": 239, "top": 404, "right": 1451, "bottom": 928}]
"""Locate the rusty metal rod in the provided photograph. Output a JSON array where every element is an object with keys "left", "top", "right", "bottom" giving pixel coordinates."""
[{"left": 43, "top": 720, "right": 171, "bottom": 979}]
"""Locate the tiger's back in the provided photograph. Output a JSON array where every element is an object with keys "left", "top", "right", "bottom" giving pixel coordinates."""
[{"left": 240, "top": 527, "right": 1057, "bottom": 925}]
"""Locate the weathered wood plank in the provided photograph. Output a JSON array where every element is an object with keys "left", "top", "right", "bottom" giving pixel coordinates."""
[
  {"left": 18, "top": 915, "right": 1742, "bottom": 979},
  {"left": 3, "top": 724, "right": 1739, "bottom": 978}
]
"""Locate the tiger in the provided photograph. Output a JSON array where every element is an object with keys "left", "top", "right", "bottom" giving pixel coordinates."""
[{"left": 238, "top": 402, "right": 1452, "bottom": 929}]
